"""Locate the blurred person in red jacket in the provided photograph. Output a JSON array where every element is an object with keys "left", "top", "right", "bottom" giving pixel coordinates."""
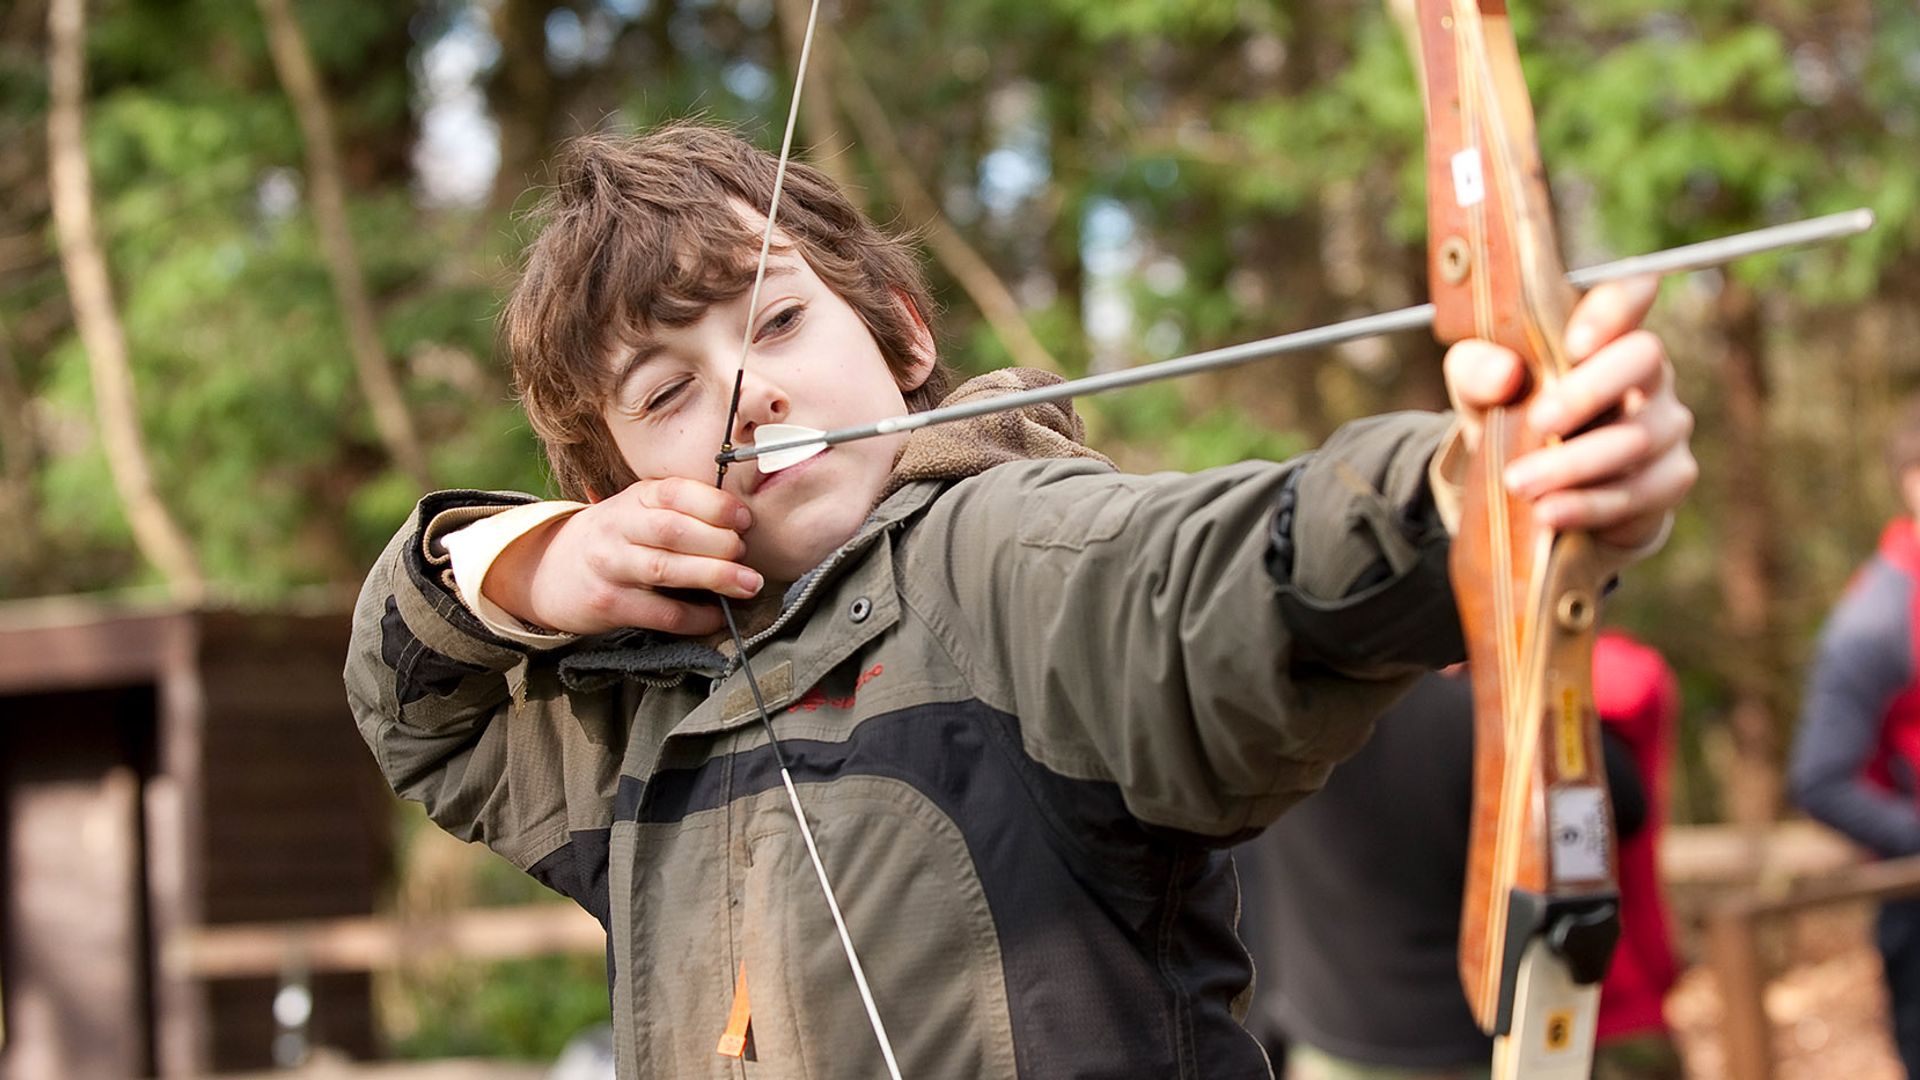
[{"left": 1235, "top": 629, "right": 1682, "bottom": 1080}]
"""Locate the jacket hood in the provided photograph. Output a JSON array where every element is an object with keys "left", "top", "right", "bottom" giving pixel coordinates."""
[{"left": 878, "top": 367, "right": 1112, "bottom": 501}]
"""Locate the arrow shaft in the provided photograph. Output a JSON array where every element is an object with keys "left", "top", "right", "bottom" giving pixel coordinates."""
[{"left": 720, "top": 209, "right": 1871, "bottom": 465}]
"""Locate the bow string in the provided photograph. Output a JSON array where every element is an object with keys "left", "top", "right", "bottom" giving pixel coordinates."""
[{"left": 711, "top": 0, "right": 907, "bottom": 1073}]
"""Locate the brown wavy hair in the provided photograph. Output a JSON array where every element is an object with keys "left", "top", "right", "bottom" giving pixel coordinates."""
[{"left": 501, "top": 121, "right": 948, "bottom": 500}]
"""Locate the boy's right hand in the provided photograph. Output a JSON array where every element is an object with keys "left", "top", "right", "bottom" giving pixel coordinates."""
[{"left": 484, "top": 479, "right": 762, "bottom": 638}]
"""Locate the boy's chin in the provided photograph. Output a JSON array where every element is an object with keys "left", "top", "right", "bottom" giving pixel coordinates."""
[
  {"left": 749, "top": 505, "right": 870, "bottom": 583},
  {"left": 746, "top": 537, "right": 843, "bottom": 588}
]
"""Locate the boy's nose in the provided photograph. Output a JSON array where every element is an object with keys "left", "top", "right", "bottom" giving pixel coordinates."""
[{"left": 732, "top": 372, "right": 792, "bottom": 446}]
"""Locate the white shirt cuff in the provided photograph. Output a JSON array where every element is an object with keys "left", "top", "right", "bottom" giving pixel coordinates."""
[{"left": 442, "top": 500, "right": 588, "bottom": 649}]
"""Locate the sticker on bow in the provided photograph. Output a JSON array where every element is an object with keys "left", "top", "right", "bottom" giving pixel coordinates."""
[
  {"left": 1450, "top": 148, "right": 1486, "bottom": 208},
  {"left": 1548, "top": 785, "right": 1610, "bottom": 884}
]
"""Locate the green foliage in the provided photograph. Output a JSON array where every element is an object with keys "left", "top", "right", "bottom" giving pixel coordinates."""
[
  {"left": 1088, "top": 387, "right": 1308, "bottom": 471},
  {"left": 389, "top": 954, "right": 610, "bottom": 1061},
  {"left": 1217, "top": 14, "right": 1426, "bottom": 223},
  {"left": 1042, "top": 0, "right": 1244, "bottom": 44}
]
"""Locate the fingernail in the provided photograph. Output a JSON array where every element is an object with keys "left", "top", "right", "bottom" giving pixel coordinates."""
[
  {"left": 736, "top": 568, "right": 763, "bottom": 595},
  {"left": 1530, "top": 398, "right": 1563, "bottom": 432},
  {"left": 1505, "top": 461, "right": 1541, "bottom": 495},
  {"left": 734, "top": 508, "right": 753, "bottom": 530},
  {"left": 1565, "top": 325, "right": 1596, "bottom": 359}
]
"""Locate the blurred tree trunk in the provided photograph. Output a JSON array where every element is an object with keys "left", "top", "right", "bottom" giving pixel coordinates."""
[
  {"left": 46, "top": 0, "right": 204, "bottom": 600},
  {"left": 1713, "top": 278, "right": 1786, "bottom": 833},
  {"left": 833, "top": 37, "right": 1062, "bottom": 375},
  {"left": 489, "top": 0, "right": 563, "bottom": 211},
  {"left": 1223, "top": 3, "right": 1348, "bottom": 438},
  {"left": 771, "top": 0, "right": 853, "bottom": 191},
  {"left": 1042, "top": 35, "right": 1090, "bottom": 372},
  {"left": 0, "top": 321, "right": 39, "bottom": 585},
  {"left": 256, "top": 0, "right": 431, "bottom": 491}
]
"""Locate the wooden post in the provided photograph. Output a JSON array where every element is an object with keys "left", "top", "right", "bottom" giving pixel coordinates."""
[{"left": 1703, "top": 901, "right": 1772, "bottom": 1080}]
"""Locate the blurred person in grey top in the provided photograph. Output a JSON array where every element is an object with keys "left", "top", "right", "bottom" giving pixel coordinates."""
[{"left": 1792, "top": 394, "right": 1920, "bottom": 1079}]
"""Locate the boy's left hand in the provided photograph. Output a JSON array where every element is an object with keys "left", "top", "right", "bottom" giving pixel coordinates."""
[{"left": 1443, "top": 275, "right": 1697, "bottom": 552}]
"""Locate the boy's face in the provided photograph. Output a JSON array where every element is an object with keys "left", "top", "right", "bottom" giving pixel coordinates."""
[{"left": 601, "top": 243, "right": 933, "bottom": 584}]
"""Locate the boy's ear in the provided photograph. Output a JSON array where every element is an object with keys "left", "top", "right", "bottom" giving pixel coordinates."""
[{"left": 892, "top": 288, "right": 937, "bottom": 392}]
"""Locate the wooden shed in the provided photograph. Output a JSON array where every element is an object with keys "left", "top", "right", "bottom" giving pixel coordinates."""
[{"left": 0, "top": 599, "right": 391, "bottom": 1078}]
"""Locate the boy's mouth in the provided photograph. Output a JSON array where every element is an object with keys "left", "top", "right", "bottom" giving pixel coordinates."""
[{"left": 749, "top": 447, "right": 828, "bottom": 495}]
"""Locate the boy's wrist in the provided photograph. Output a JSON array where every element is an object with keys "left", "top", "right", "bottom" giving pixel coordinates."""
[
  {"left": 1429, "top": 416, "right": 1672, "bottom": 570},
  {"left": 1427, "top": 419, "right": 1465, "bottom": 535},
  {"left": 443, "top": 500, "right": 588, "bottom": 648}
]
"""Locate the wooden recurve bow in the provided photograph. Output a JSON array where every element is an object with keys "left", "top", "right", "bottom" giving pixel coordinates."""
[{"left": 1411, "top": 2, "right": 1621, "bottom": 1077}]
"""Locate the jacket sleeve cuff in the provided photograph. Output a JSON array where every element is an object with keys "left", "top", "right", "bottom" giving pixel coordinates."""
[
  {"left": 1271, "top": 412, "right": 1464, "bottom": 673},
  {"left": 442, "top": 501, "right": 589, "bottom": 650},
  {"left": 397, "top": 489, "right": 545, "bottom": 662}
]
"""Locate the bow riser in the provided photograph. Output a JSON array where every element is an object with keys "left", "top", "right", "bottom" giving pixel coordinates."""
[{"left": 1414, "top": 0, "right": 1622, "bottom": 1074}]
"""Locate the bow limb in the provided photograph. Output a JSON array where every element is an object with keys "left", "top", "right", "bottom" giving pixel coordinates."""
[{"left": 1412, "top": 3, "right": 1620, "bottom": 1078}]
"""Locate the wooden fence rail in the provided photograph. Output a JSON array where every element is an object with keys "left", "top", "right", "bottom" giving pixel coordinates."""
[
  {"left": 165, "top": 903, "right": 606, "bottom": 980},
  {"left": 1702, "top": 852, "right": 1920, "bottom": 1080}
]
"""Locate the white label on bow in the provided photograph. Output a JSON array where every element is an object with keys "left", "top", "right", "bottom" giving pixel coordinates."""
[
  {"left": 1548, "top": 785, "right": 1610, "bottom": 884},
  {"left": 1451, "top": 148, "right": 1486, "bottom": 208}
]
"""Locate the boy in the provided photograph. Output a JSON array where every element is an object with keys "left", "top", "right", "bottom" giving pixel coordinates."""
[{"left": 346, "top": 121, "right": 1694, "bottom": 1078}]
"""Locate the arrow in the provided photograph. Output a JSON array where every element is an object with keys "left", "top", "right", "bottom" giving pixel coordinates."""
[{"left": 723, "top": 208, "right": 1872, "bottom": 472}]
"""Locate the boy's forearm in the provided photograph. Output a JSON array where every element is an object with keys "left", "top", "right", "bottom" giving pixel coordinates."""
[
  {"left": 906, "top": 413, "right": 1459, "bottom": 837},
  {"left": 345, "top": 491, "right": 549, "bottom": 797},
  {"left": 346, "top": 491, "right": 630, "bottom": 874}
]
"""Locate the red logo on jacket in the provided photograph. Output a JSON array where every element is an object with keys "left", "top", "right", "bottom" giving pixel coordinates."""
[{"left": 788, "top": 664, "right": 884, "bottom": 713}]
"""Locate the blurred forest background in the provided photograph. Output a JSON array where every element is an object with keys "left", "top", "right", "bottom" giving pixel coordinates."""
[{"left": 1, "top": 0, "right": 1917, "bottom": 1060}]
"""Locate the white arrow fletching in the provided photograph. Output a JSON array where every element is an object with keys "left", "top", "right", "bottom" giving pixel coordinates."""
[{"left": 754, "top": 424, "right": 828, "bottom": 473}]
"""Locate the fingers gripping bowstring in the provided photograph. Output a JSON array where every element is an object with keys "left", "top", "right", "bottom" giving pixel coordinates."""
[{"left": 710, "top": 3, "right": 906, "bottom": 1076}]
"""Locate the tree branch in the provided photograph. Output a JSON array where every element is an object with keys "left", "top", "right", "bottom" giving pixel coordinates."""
[
  {"left": 828, "top": 30, "right": 1062, "bottom": 374},
  {"left": 46, "top": 0, "right": 205, "bottom": 600},
  {"left": 256, "top": 0, "right": 432, "bottom": 489}
]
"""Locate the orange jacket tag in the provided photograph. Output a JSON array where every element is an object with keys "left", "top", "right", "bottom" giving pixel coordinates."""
[{"left": 716, "top": 960, "right": 752, "bottom": 1058}]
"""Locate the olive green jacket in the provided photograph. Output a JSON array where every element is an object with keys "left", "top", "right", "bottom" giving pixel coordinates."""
[{"left": 345, "top": 403, "right": 1457, "bottom": 1079}]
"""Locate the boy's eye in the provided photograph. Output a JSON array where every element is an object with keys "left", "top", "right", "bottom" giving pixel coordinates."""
[
  {"left": 754, "top": 304, "right": 804, "bottom": 342},
  {"left": 643, "top": 378, "right": 690, "bottom": 413}
]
